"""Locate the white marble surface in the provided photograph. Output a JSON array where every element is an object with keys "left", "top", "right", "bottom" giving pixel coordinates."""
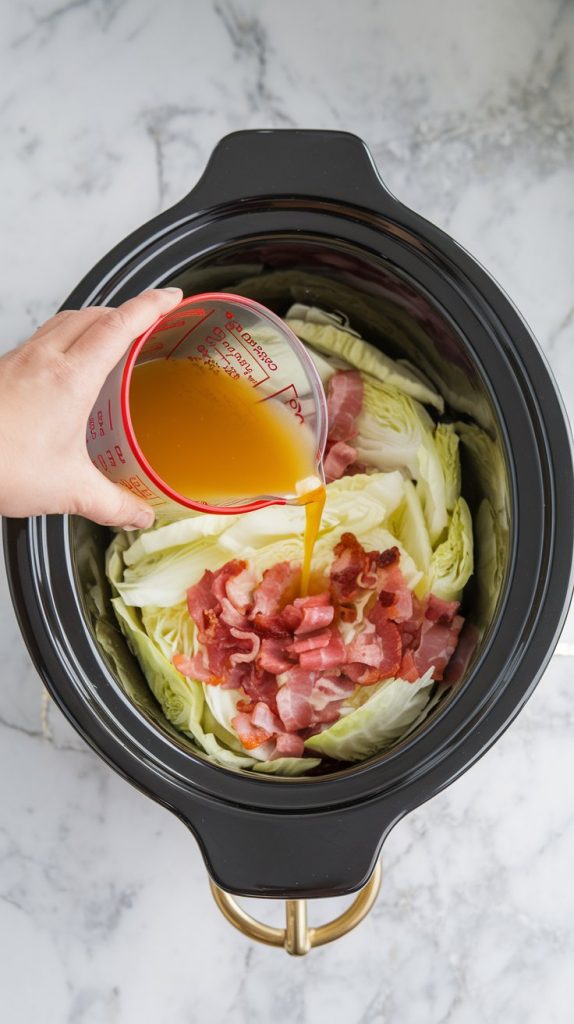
[{"left": 1, "top": 1, "right": 574, "bottom": 1021}]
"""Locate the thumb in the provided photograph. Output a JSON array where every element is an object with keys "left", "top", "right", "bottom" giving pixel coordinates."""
[{"left": 77, "top": 466, "right": 156, "bottom": 530}]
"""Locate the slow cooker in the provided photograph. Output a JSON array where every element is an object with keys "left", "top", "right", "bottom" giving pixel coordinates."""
[{"left": 4, "top": 130, "right": 573, "bottom": 953}]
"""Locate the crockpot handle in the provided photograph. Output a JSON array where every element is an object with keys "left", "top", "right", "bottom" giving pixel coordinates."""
[
  {"left": 181, "top": 130, "right": 400, "bottom": 215},
  {"left": 182, "top": 794, "right": 403, "bottom": 899}
]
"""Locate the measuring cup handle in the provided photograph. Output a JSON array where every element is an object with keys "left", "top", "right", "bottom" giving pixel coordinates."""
[{"left": 183, "top": 130, "right": 402, "bottom": 216}]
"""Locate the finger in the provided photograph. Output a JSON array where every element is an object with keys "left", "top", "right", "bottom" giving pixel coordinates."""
[
  {"left": 75, "top": 465, "right": 156, "bottom": 530},
  {"left": 29, "top": 307, "right": 112, "bottom": 351},
  {"left": 68, "top": 288, "right": 183, "bottom": 376}
]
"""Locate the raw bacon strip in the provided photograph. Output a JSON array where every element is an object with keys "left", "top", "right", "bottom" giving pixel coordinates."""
[
  {"left": 219, "top": 597, "right": 250, "bottom": 629},
  {"left": 443, "top": 622, "right": 479, "bottom": 684},
  {"left": 326, "top": 370, "right": 364, "bottom": 442},
  {"left": 293, "top": 593, "right": 331, "bottom": 607},
  {"left": 240, "top": 668, "right": 279, "bottom": 711},
  {"left": 186, "top": 570, "right": 219, "bottom": 628},
  {"left": 324, "top": 441, "right": 358, "bottom": 483},
  {"left": 276, "top": 680, "right": 315, "bottom": 732},
  {"left": 231, "top": 712, "right": 273, "bottom": 750},
  {"left": 345, "top": 663, "right": 380, "bottom": 685},
  {"left": 413, "top": 616, "right": 464, "bottom": 680},
  {"left": 398, "top": 650, "right": 419, "bottom": 682},
  {"left": 346, "top": 630, "right": 385, "bottom": 668},
  {"left": 294, "top": 603, "right": 335, "bottom": 634},
  {"left": 257, "top": 637, "right": 294, "bottom": 675},
  {"left": 425, "top": 593, "right": 460, "bottom": 625},
  {"left": 211, "top": 560, "right": 247, "bottom": 606},
  {"left": 251, "top": 701, "right": 283, "bottom": 735},
  {"left": 252, "top": 562, "right": 299, "bottom": 619},
  {"left": 173, "top": 651, "right": 220, "bottom": 684},
  {"left": 225, "top": 566, "right": 257, "bottom": 614},
  {"left": 274, "top": 733, "right": 305, "bottom": 758},
  {"left": 229, "top": 628, "right": 261, "bottom": 665},
  {"left": 299, "top": 631, "right": 346, "bottom": 670},
  {"left": 289, "top": 630, "right": 333, "bottom": 655},
  {"left": 330, "top": 532, "right": 368, "bottom": 602}
]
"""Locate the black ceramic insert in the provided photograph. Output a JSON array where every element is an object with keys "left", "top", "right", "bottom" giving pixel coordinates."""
[{"left": 4, "top": 131, "right": 573, "bottom": 897}]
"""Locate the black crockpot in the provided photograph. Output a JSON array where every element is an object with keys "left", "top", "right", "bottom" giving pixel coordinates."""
[{"left": 4, "top": 130, "right": 573, "bottom": 897}]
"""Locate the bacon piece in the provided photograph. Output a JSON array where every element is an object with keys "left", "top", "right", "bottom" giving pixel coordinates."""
[
  {"left": 413, "top": 615, "right": 464, "bottom": 680},
  {"left": 345, "top": 663, "right": 380, "bottom": 685},
  {"left": 327, "top": 370, "right": 364, "bottom": 442},
  {"left": 172, "top": 651, "right": 220, "bottom": 684},
  {"left": 330, "top": 532, "right": 368, "bottom": 602},
  {"left": 276, "top": 677, "right": 315, "bottom": 732},
  {"left": 231, "top": 712, "right": 273, "bottom": 750},
  {"left": 293, "top": 593, "right": 331, "bottom": 607},
  {"left": 251, "top": 701, "right": 283, "bottom": 734},
  {"left": 346, "top": 629, "right": 385, "bottom": 667},
  {"left": 229, "top": 628, "right": 261, "bottom": 665},
  {"left": 211, "top": 560, "right": 247, "bottom": 605},
  {"left": 220, "top": 662, "right": 251, "bottom": 691},
  {"left": 294, "top": 603, "right": 335, "bottom": 635},
  {"left": 274, "top": 733, "right": 305, "bottom": 758},
  {"left": 344, "top": 621, "right": 402, "bottom": 684},
  {"left": 299, "top": 631, "right": 346, "bottom": 670},
  {"left": 186, "top": 570, "right": 219, "bottom": 628},
  {"left": 425, "top": 593, "right": 460, "bottom": 625},
  {"left": 257, "top": 637, "right": 294, "bottom": 675},
  {"left": 240, "top": 668, "right": 279, "bottom": 711},
  {"left": 289, "top": 630, "right": 333, "bottom": 655},
  {"left": 219, "top": 597, "right": 250, "bottom": 629},
  {"left": 442, "top": 622, "right": 478, "bottom": 684},
  {"left": 225, "top": 566, "right": 257, "bottom": 614},
  {"left": 252, "top": 562, "right": 299, "bottom": 619},
  {"left": 398, "top": 650, "right": 419, "bottom": 682},
  {"left": 324, "top": 441, "right": 358, "bottom": 482}
]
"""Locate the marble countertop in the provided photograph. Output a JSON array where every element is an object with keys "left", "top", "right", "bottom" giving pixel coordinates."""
[{"left": 1, "top": 1, "right": 574, "bottom": 1021}]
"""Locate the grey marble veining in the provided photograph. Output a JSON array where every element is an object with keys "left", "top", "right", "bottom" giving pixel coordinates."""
[{"left": 1, "top": 1, "right": 573, "bottom": 1022}]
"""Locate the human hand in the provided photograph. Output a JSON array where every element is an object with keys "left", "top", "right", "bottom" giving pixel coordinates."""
[{"left": 0, "top": 287, "right": 183, "bottom": 528}]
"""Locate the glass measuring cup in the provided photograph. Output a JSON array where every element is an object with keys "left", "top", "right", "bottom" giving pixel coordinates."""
[{"left": 86, "top": 293, "right": 328, "bottom": 518}]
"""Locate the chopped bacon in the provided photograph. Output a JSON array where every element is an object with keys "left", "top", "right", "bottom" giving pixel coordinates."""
[
  {"left": 231, "top": 712, "right": 273, "bottom": 750},
  {"left": 443, "top": 622, "right": 479, "bottom": 684},
  {"left": 211, "top": 560, "right": 247, "bottom": 606},
  {"left": 398, "top": 650, "right": 419, "bottom": 682},
  {"left": 251, "top": 701, "right": 283, "bottom": 734},
  {"left": 324, "top": 441, "right": 358, "bottom": 483},
  {"left": 330, "top": 532, "right": 368, "bottom": 602},
  {"left": 299, "top": 630, "right": 346, "bottom": 670},
  {"left": 186, "top": 570, "right": 219, "bottom": 628},
  {"left": 219, "top": 597, "right": 250, "bottom": 629},
  {"left": 276, "top": 678, "right": 315, "bottom": 732},
  {"left": 413, "top": 615, "right": 464, "bottom": 680},
  {"left": 274, "top": 733, "right": 305, "bottom": 758},
  {"left": 294, "top": 602, "right": 335, "bottom": 634},
  {"left": 182, "top": 533, "right": 469, "bottom": 754},
  {"left": 225, "top": 566, "right": 257, "bottom": 614},
  {"left": 326, "top": 370, "right": 364, "bottom": 442},
  {"left": 425, "top": 593, "right": 460, "bottom": 625},
  {"left": 172, "top": 651, "right": 219, "bottom": 684},
  {"left": 252, "top": 562, "right": 300, "bottom": 620},
  {"left": 228, "top": 628, "right": 260, "bottom": 665},
  {"left": 257, "top": 637, "right": 294, "bottom": 675},
  {"left": 289, "top": 630, "right": 333, "bottom": 655}
]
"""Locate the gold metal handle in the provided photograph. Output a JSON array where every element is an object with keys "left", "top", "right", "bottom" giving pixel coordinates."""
[{"left": 209, "top": 860, "right": 382, "bottom": 956}]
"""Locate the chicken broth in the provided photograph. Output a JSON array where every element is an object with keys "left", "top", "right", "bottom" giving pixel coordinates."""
[{"left": 129, "top": 357, "right": 325, "bottom": 590}]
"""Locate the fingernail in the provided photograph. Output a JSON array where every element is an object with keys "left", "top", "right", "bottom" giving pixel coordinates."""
[
  {"left": 161, "top": 287, "right": 183, "bottom": 296},
  {"left": 124, "top": 508, "right": 155, "bottom": 531}
]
